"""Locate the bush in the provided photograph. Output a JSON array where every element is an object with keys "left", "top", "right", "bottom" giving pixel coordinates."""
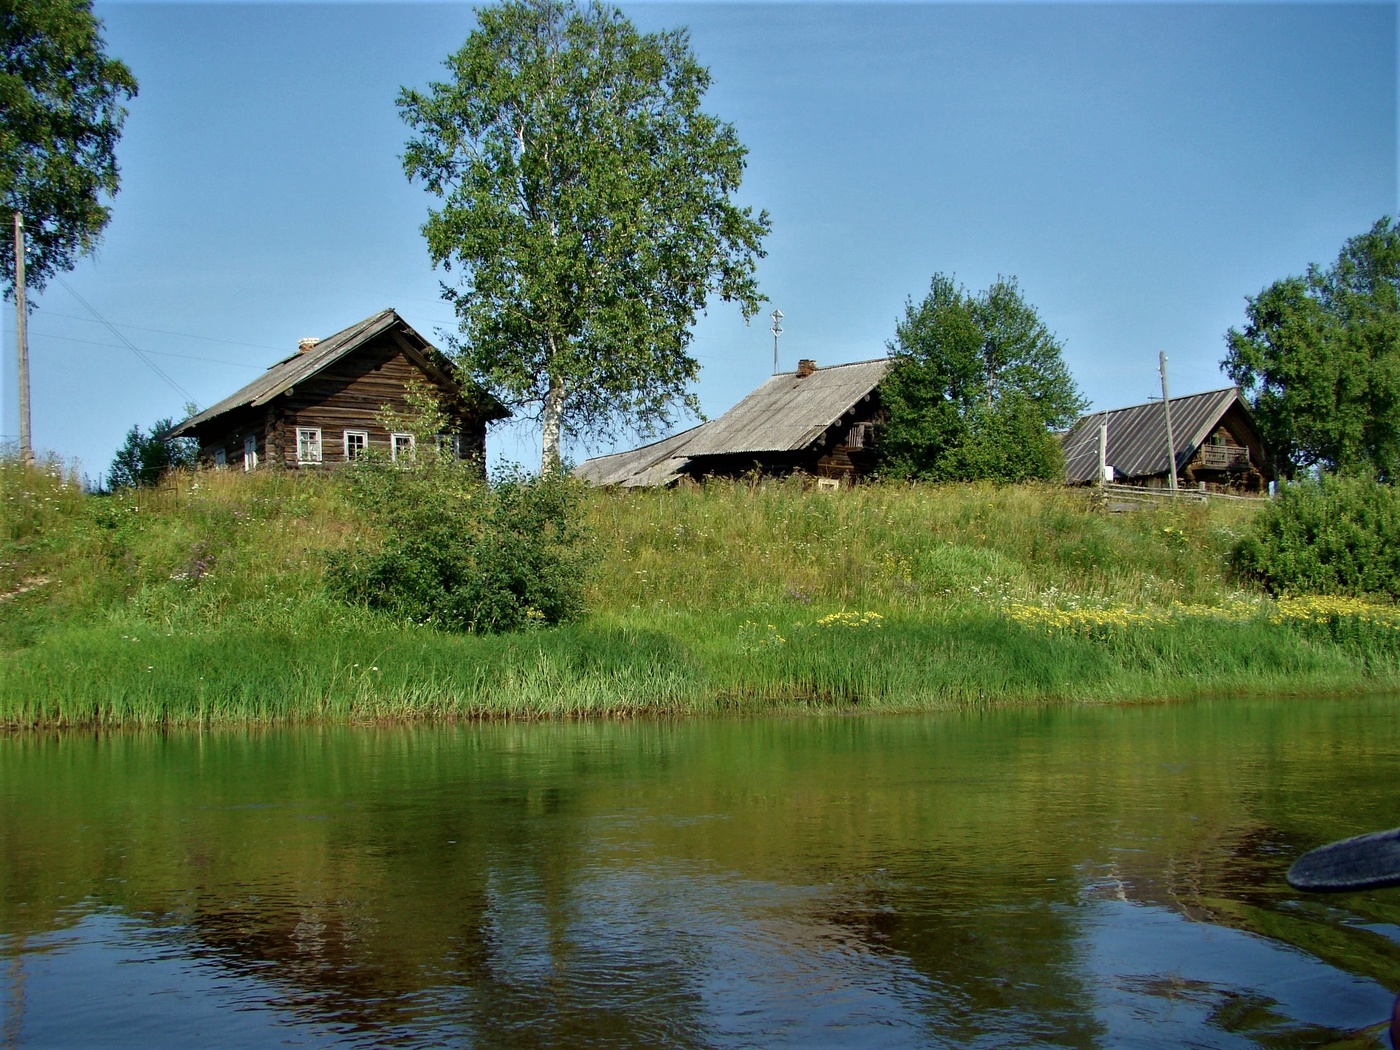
[
  {"left": 1233, "top": 474, "right": 1400, "bottom": 597},
  {"left": 328, "top": 451, "right": 587, "bottom": 634}
]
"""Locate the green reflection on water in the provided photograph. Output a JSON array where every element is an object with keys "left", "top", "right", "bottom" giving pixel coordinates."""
[{"left": 2, "top": 698, "right": 1400, "bottom": 1047}]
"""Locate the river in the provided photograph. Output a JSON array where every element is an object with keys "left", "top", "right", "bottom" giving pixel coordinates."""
[{"left": 3, "top": 697, "right": 1400, "bottom": 1048}]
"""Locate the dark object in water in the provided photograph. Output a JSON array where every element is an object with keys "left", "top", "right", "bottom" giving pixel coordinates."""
[
  {"left": 1287, "top": 826, "right": 1400, "bottom": 892},
  {"left": 1288, "top": 826, "right": 1400, "bottom": 1049}
]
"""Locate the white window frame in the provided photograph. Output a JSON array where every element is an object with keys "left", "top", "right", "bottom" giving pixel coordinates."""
[
  {"left": 243, "top": 434, "right": 258, "bottom": 472},
  {"left": 344, "top": 430, "right": 369, "bottom": 461},
  {"left": 391, "top": 432, "right": 416, "bottom": 463},
  {"left": 213, "top": 448, "right": 227, "bottom": 468},
  {"left": 436, "top": 433, "right": 462, "bottom": 458},
  {"left": 296, "top": 427, "right": 323, "bottom": 465}
]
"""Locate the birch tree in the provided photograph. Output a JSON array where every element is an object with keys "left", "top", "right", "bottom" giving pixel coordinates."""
[{"left": 399, "top": 0, "right": 769, "bottom": 473}]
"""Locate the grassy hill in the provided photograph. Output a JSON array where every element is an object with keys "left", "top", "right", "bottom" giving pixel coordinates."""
[{"left": 4, "top": 459, "right": 1398, "bottom": 727}]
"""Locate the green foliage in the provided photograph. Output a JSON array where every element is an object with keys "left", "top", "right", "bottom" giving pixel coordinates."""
[
  {"left": 328, "top": 450, "right": 587, "bottom": 633},
  {"left": 106, "top": 417, "right": 197, "bottom": 489},
  {"left": 1, "top": 0, "right": 138, "bottom": 293},
  {"left": 398, "top": 0, "right": 770, "bottom": 472},
  {"left": 878, "top": 274, "right": 1085, "bottom": 482},
  {"left": 1224, "top": 217, "right": 1400, "bottom": 480},
  {"left": 1233, "top": 474, "right": 1400, "bottom": 598}
]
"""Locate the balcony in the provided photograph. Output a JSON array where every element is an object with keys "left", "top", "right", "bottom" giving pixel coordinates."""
[{"left": 1197, "top": 444, "right": 1249, "bottom": 470}]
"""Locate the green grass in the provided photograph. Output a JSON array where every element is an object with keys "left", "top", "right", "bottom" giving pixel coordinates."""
[{"left": 2, "top": 459, "right": 1395, "bottom": 727}]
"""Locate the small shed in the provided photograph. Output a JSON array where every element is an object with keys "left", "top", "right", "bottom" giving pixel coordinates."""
[
  {"left": 1060, "top": 387, "right": 1269, "bottom": 492},
  {"left": 575, "top": 358, "right": 890, "bottom": 487},
  {"left": 169, "top": 309, "right": 506, "bottom": 471}
]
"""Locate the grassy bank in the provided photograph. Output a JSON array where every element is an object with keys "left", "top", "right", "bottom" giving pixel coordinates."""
[{"left": 3, "top": 459, "right": 1398, "bottom": 726}]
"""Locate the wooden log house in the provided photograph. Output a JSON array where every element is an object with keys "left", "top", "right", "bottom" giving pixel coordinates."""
[
  {"left": 575, "top": 358, "right": 889, "bottom": 487},
  {"left": 169, "top": 309, "right": 506, "bottom": 471},
  {"left": 1060, "top": 387, "right": 1270, "bottom": 492}
]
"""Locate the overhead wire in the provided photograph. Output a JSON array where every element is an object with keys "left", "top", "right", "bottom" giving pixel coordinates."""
[{"left": 57, "top": 277, "right": 202, "bottom": 410}]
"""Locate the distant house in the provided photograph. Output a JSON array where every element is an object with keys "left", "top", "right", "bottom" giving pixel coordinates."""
[
  {"left": 1060, "top": 387, "right": 1269, "bottom": 492},
  {"left": 169, "top": 309, "right": 506, "bottom": 471},
  {"left": 576, "top": 358, "right": 889, "bottom": 487}
]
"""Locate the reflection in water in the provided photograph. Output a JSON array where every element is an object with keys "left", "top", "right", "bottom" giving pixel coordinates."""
[{"left": 2, "top": 698, "right": 1400, "bottom": 1047}]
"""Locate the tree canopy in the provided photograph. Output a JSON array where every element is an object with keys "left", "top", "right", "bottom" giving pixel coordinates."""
[
  {"left": 106, "top": 417, "right": 196, "bottom": 490},
  {"left": 1, "top": 0, "right": 137, "bottom": 294},
  {"left": 878, "top": 274, "right": 1085, "bottom": 483},
  {"left": 398, "top": 0, "right": 769, "bottom": 474},
  {"left": 1223, "top": 217, "right": 1400, "bottom": 481}
]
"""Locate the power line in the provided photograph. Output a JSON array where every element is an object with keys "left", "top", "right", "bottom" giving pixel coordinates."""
[
  {"left": 28, "top": 330, "right": 263, "bottom": 369},
  {"left": 35, "top": 310, "right": 292, "bottom": 355},
  {"left": 57, "top": 278, "right": 201, "bottom": 410}
]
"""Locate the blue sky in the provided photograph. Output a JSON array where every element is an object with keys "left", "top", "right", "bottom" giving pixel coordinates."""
[{"left": 2, "top": 2, "right": 1395, "bottom": 482}]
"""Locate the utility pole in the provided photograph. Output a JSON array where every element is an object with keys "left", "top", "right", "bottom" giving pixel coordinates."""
[
  {"left": 1159, "top": 351, "right": 1177, "bottom": 495},
  {"left": 770, "top": 308, "right": 783, "bottom": 374},
  {"left": 13, "top": 211, "right": 31, "bottom": 464},
  {"left": 1098, "top": 413, "right": 1109, "bottom": 487}
]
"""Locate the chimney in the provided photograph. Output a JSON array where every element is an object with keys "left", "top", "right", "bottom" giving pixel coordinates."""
[
  {"left": 796, "top": 359, "right": 817, "bottom": 378},
  {"left": 298, "top": 337, "right": 320, "bottom": 353}
]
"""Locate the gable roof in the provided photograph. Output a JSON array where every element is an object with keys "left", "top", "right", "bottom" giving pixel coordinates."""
[
  {"left": 169, "top": 309, "right": 479, "bottom": 438},
  {"left": 682, "top": 359, "right": 889, "bottom": 457},
  {"left": 575, "top": 358, "right": 889, "bottom": 486},
  {"left": 1061, "top": 387, "right": 1253, "bottom": 483}
]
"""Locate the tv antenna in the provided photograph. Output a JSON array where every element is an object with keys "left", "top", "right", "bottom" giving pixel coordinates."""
[{"left": 770, "top": 308, "right": 784, "bottom": 374}]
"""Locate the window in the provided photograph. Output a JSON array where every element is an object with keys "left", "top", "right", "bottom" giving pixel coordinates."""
[
  {"left": 846, "top": 422, "right": 870, "bottom": 450},
  {"left": 243, "top": 434, "right": 258, "bottom": 472},
  {"left": 391, "top": 432, "right": 416, "bottom": 463},
  {"left": 344, "top": 430, "right": 368, "bottom": 461},
  {"left": 213, "top": 448, "right": 226, "bottom": 468},
  {"left": 436, "top": 433, "right": 462, "bottom": 458},
  {"left": 297, "top": 427, "right": 323, "bottom": 465}
]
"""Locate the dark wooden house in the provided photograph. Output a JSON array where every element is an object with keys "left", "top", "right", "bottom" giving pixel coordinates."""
[
  {"left": 168, "top": 309, "right": 506, "bottom": 471},
  {"left": 575, "top": 358, "right": 889, "bottom": 487},
  {"left": 1060, "top": 387, "right": 1270, "bottom": 492}
]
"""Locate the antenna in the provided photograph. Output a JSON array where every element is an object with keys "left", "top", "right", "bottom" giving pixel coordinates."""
[{"left": 770, "top": 308, "right": 783, "bottom": 374}]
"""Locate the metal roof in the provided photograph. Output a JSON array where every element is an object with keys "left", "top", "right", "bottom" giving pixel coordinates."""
[
  {"left": 168, "top": 309, "right": 454, "bottom": 437},
  {"left": 1061, "top": 387, "right": 1247, "bottom": 483}
]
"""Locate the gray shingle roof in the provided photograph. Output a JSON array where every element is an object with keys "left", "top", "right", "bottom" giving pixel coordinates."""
[
  {"left": 574, "top": 359, "right": 889, "bottom": 485},
  {"left": 573, "top": 424, "right": 707, "bottom": 488},
  {"left": 683, "top": 359, "right": 889, "bottom": 456},
  {"left": 168, "top": 309, "right": 446, "bottom": 437},
  {"left": 1061, "top": 387, "right": 1246, "bottom": 483}
]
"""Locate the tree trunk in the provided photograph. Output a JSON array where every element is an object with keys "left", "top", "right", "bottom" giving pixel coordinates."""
[{"left": 541, "top": 373, "right": 565, "bottom": 475}]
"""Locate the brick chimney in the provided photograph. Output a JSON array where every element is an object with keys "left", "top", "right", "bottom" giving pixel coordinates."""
[
  {"left": 796, "top": 359, "right": 817, "bottom": 378},
  {"left": 298, "top": 337, "right": 320, "bottom": 353}
]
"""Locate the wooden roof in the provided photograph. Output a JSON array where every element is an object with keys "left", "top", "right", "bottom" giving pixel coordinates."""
[
  {"left": 572, "top": 424, "right": 705, "bottom": 488},
  {"left": 683, "top": 359, "right": 889, "bottom": 457},
  {"left": 169, "top": 309, "right": 497, "bottom": 437},
  {"left": 1061, "top": 387, "right": 1252, "bottom": 483},
  {"left": 574, "top": 359, "right": 890, "bottom": 486}
]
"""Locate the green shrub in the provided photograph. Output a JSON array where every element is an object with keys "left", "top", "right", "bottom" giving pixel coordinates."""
[
  {"left": 1233, "top": 474, "right": 1400, "bottom": 597},
  {"left": 328, "top": 452, "right": 587, "bottom": 633}
]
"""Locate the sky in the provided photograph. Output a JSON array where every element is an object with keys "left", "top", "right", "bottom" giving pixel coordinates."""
[{"left": 2, "top": 1, "right": 1395, "bottom": 483}]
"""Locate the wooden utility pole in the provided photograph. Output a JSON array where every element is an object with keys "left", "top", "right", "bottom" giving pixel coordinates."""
[
  {"left": 1159, "top": 351, "right": 1176, "bottom": 494},
  {"left": 1098, "top": 413, "right": 1109, "bottom": 486},
  {"left": 13, "top": 211, "right": 31, "bottom": 464}
]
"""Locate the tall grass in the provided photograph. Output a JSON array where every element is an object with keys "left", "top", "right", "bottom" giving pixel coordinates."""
[{"left": 0, "top": 461, "right": 1388, "bottom": 728}]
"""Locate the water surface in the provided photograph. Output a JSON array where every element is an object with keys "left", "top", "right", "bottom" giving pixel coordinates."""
[{"left": 3, "top": 698, "right": 1400, "bottom": 1048}]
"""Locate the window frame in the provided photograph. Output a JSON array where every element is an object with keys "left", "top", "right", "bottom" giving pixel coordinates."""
[
  {"left": 391, "top": 432, "right": 416, "bottom": 463},
  {"left": 344, "top": 429, "right": 369, "bottom": 461},
  {"left": 243, "top": 434, "right": 258, "bottom": 472},
  {"left": 296, "top": 427, "right": 323, "bottom": 465}
]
